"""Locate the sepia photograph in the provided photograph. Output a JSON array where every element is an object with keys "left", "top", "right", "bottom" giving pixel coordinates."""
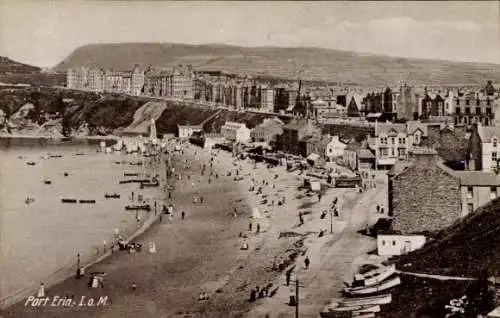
[{"left": 0, "top": 1, "right": 499, "bottom": 317}]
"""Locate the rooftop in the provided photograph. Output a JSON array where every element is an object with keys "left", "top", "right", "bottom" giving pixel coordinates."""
[
  {"left": 454, "top": 171, "right": 500, "bottom": 186},
  {"left": 376, "top": 123, "right": 407, "bottom": 135},
  {"left": 477, "top": 124, "right": 500, "bottom": 142}
]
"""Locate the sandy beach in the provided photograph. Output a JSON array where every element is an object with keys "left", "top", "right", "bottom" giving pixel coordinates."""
[{"left": 2, "top": 140, "right": 388, "bottom": 318}]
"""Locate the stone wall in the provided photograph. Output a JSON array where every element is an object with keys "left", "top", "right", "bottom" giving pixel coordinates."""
[{"left": 390, "top": 160, "right": 462, "bottom": 233}]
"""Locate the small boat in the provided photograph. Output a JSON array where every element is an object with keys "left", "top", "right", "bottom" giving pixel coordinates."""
[
  {"left": 64, "top": 172, "right": 69, "bottom": 177},
  {"left": 140, "top": 180, "right": 159, "bottom": 189},
  {"left": 124, "top": 172, "right": 139, "bottom": 177},
  {"left": 344, "top": 264, "right": 396, "bottom": 288},
  {"left": 61, "top": 198, "right": 78, "bottom": 203},
  {"left": 320, "top": 305, "right": 380, "bottom": 318},
  {"left": 129, "top": 162, "right": 143, "bottom": 166},
  {"left": 79, "top": 200, "right": 96, "bottom": 204},
  {"left": 344, "top": 276, "right": 401, "bottom": 296},
  {"left": 25, "top": 197, "right": 35, "bottom": 204},
  {"left": 26, "top": 162, "right": 36, "bottom": 166},
  {"left": 125, "top": 205, "right": 151, "bottom": 212},
  {"left": 115, "top": 161, "right": 121, "bottom": 165},
  {"left": 75, "top": 153, "right": 85, "bottom": 156},
  {"left": 339, "top": 294, "right": 392, "bottom": 307},
  {"left": 105, "top": 193, "right": 120, "bottom": 199},
  {"left": 44, "top": 179, "right": 52, "bottom": 185},
  {"left": 119, "top": 179, "right": 149, "bottom": 184},
  {"left": 49, "top": 154, "right": 63, "bottom": 158}
]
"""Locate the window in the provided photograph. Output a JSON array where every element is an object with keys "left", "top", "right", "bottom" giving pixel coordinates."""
[
  {"left": 467, "top": 203, "right": 474, "bottom": 214},
  {"left": 456, "top": 108, "right": 461, "bottom": 115},
  {"left": 492, "top": 152, "right": 497, "bottom": 161},
  {"left": 491, "top": 187, "right": 497, "bottom": 199},
  {"left": 487, "top": 100, "right": 491, "bottom": 106},
  {"left": 392, "top": 241, "right": 396, "bottom": 246},
  {"left": 487, "top": 108, "right": 492, "bottom": 115},
  {"left": 465, "top": 107, "right": 470, "bottom": 114},
  {"left": 391, "top": 137, "right": 395, "bottom": 145},
  {"left": 467, "top": 187, "right": 473, "bottom": 199},
  {"left": 476, "top": 107, "right": 481, "bottom": 115},
  {"left": 456, "top": 99, "right": 460, "bottom": 106},
  {"left": 466, "top": 100, "right": 470, "bottom": 106},
  {"left": 391, "top": 148, "right": 395, "bottom": 156},
  {"left": 477, "top": 99, "right": 481, "bottom": 106},
  {"left": 493, "top": 139, "right": 497, "bottom": 147},
  {"left": 382, "top": 240, "right": 386, "bottom": 246}
]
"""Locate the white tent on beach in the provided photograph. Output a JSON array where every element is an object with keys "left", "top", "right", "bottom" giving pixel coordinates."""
[{"left": 252, "top": 207, "right": 262, "bottom": 219}]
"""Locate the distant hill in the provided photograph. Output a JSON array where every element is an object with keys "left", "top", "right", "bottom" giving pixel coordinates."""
[
  {"left": 54, "top": 43, "right": 500, "bottom": 86},
  {"left": 0, "top": 56, "right": 65, "bottom": 87},
  {"left": 0, "top": 56, "right": 40, "bottom": 74}
]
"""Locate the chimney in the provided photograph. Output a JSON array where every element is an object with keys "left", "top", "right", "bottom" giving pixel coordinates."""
[{"left": 409, "top": 147, "right": 438, "bottom": 166}]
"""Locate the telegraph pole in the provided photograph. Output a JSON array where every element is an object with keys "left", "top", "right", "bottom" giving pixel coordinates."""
[
  {"left": 289, "top": 276, "right": 304, "bottom": 318},
  {"left": 295, "top": 279, "right": 299, "bottom": 318}
]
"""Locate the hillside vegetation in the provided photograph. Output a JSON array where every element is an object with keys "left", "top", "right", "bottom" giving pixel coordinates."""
[{"left": 54, "top": 43, "right": 500, "bottom": 86}]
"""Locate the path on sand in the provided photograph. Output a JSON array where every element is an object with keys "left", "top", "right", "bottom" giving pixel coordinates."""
[{"left": 250, "top": 174, "right": 388, "bottom": 317}]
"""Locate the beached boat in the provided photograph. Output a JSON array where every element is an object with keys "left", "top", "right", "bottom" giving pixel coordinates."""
[
  {"left": 75, "top": 153, "right": 85, "bottom": 156},
  {"left": 61, "top": 198, "right": 77, "bottom": 203},
  {"left": 344, "top": 276, "right": 401, "bottom": 296},
  {"left": 44, "top": 179, "right": 52, "bottom": 185},
  {"left": 25, "top": 197, "right": 35, "bottom": 204},
  {"left": 64, "top": 172, "right": 69, "bottom": 177},
  {"left": 124, "top": 172, "right": 139, "bottom": 177},
  {"left": 320, "top": 305, "right": 380, "bottom": 318},
  {"left": 49, "top": 154, "right": 63, "bottom": 158},
  {"left": 339, "top": 294, "right": 392, "bottom": 307},
  {"left": 105, "top": 193, "right": 120, "bottom": 199},
  {"left": 344, "top": 264, "right": 396, "bottom": 288},
  {"left": 125, "top": 205, "right": 151, "bottom": 212},
  {"left": 26, "top": 162, "right": 36, "bottom": 166},
  {"left": 79, "top": 200, "right": 96, "bottom": 204}
]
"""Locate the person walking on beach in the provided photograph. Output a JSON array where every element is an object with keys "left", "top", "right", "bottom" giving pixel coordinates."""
[
  {"left": 181, "top": 211, "right": 185, "bottom": 219},
  {"left": 286, "top": 270, "right": 291, "bottom": 286},
  {"left": 376, "top": 204, "right": 380, "bottom": 213},
  {"left": 304, "top": 256, "right": 310, "bottom": 269},
  {"left": 256, "top": 223, "right": 260, "bottom": 234},
  {"left": 249, "top": 222, "right": 252, "bottom": 231},
  {"left": 168, "top": 191, "right": 172, "bottom": 199},
  {"left": 200, "top": 196, "right": 204, "bottom": 204}
]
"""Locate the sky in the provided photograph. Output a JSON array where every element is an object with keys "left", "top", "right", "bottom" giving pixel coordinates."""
[{"left": 0, "top": 1, "right": 499, "bottom": 68}]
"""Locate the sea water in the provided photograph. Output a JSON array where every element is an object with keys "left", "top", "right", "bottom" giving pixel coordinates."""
[{"left": 0, "top": 138, "right": 160, "bottom": 305}]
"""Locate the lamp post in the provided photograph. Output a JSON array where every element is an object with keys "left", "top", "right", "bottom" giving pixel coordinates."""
[{"left": 330, "top": 210, "right": 333, "bottom": 234}]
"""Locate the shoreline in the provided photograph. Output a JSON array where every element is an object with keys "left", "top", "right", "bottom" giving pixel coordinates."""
[
  {"left": 0, "top": 135, "right": 119, "bottom": 140},
  {"left": 2, "top": 140, "right": 387, "bottom": 317},
  {"left": 0, "top": 149, "right": 166, "bottom": 310}
]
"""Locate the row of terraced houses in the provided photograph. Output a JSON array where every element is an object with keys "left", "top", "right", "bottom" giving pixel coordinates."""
[{"left": 67, "top": 65, "right": 500, "bottom": 127}]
